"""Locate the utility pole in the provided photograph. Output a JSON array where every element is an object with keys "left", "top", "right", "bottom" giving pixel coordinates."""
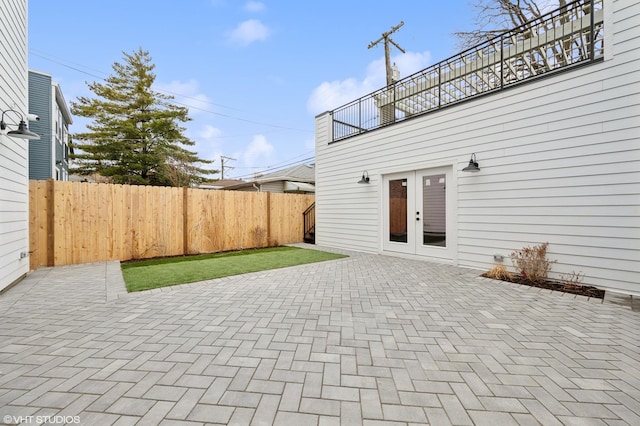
[
  {"left": 368, "top": 21, "right": 406, "bottom": 87},
  {"left": 369, "top": 21, "right": 406, "bottom": 125},
  {"left": 220, "top": 155, "right": 236, "bottom": 180}
]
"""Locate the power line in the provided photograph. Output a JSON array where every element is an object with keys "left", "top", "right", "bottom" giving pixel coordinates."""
[
  {"left": 29, "top": 50, "right": 243, "bottom": 113},
  {"left": 230, "top": 150, "right": 315, "bottom": 179},
  {"left": 232, "top": 156, "right": 315, "bottom": 181},
  {"left": 28, "top": 49, "right": 312, "bottom": 134},
  {"left": 263, "top": 150, "right": 315, "bottom": 169}
]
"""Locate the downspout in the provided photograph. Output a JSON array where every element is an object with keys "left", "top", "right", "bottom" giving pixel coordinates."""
[{"left": 253, "top": 183, "right": 260, "bottom": 192}]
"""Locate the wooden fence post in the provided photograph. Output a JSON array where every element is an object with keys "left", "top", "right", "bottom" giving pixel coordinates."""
[
  {"left": 266, "top": 192, "right": 271, "bottom": 246},
  {"left": 46, "top": 179, "right": 55, "bottom": 267},
  {"left": 183, "top": 186, "right": 189, "bottom": 255}
]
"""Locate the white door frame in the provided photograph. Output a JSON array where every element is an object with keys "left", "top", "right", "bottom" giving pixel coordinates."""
[{"left": 382, "top": 166, "right": 457, "bottom": 264}]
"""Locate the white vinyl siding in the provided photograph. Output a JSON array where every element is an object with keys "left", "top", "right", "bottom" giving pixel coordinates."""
[
  {"left": 315, "top": 0, "right": 639, "bottom": 294},
  {"left": 0, "top": 0, "right": 30, "bottom": 292}
]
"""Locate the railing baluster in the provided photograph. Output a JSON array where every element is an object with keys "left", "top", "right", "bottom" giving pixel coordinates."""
[
  {"left": 590, "top": 0, "right": 595, "bottom": 61},
  {"left": 438, "top": 63, "right": 441, "bottom": 109},
  {"left": 500, "top": 36, "right": 504, "bottom": 90}
]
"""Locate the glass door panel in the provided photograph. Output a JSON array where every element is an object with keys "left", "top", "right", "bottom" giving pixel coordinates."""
[
  {"left": 421, "top": 174, "right": 446, "bottom": 247},
  {"left": 389, "top": 178, "right": 408, "bottom": 243},
  {"left": 383, "top": 173, "right": 414, "bottom": 254}
]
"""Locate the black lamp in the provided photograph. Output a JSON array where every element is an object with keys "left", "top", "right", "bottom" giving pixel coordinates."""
[
  {"left": 1, "top": 109, "right": 40, "bottom": 140},
  {"left": 358, "top": 171, "right": 370, "bottom": 184},
  {"left": 462, "top": 153, "right": 480, "bottom": 172}
]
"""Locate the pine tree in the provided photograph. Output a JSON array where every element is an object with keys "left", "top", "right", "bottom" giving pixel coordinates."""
[{"left": 70, "top": 48, "right": 217, "bottom": 186}]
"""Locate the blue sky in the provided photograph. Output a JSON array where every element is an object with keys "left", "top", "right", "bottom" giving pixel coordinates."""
[{"left": 28, "top": 0, "right": 478, "bottom": 180}]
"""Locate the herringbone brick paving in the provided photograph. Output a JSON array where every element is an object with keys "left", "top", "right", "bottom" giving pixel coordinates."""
[{"left": 0, "top": 245, "right": 638, "bottom": 425}]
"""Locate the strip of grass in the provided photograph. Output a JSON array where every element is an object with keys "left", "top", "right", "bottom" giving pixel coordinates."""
[{"left": 121, "top": 246, "right": 347, "bottom": 292}]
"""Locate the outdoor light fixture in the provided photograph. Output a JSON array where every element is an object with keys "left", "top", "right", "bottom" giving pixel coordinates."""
[
  {"left": 1, "top": 109, "right": 40, "bottom": 140},
  {"left": 358, "top": 171, "right": 370, "bottom": 184},
  {"left": 462, "top": 153, "right": 480, "bottom": 172}
]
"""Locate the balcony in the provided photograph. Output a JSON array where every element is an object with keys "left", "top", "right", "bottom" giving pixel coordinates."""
[{"left": 330, "top": 0, "right": 604, "bottom": 142}]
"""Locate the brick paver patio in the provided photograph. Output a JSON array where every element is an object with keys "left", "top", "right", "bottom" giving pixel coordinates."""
[{"left": 0, "top": 245, "right": 638, "bottom": 425}]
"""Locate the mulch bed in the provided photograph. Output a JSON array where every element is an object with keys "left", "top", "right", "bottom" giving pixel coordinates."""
[{"left": 482, "top": 273, "right": 606, "bottom": 299}]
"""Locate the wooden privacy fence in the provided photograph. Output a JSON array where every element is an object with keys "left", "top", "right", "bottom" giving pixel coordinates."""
[{"left": 29, "top": 180, "right": 315, "bottom": 269}]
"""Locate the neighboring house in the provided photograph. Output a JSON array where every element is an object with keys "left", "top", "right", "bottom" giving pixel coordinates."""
[
  {"left": 221, "top": 163, "right": 315, "bottom": 194},
  {"left": 0, "top": 0, "right": 34, "bottom": 292},
  {"left": 28, "top": 70, "right": 73, "bottom": 181},
  {"left": 197, "top": 179, "right": 245, "bottom": 190},
  {"left": 315, "top": 0, "right": 639, "bottom": 295}
]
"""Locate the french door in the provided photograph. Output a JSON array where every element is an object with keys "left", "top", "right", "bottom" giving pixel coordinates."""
[{"left": 383, "top": 167, "right": 455, "bottom": 261}]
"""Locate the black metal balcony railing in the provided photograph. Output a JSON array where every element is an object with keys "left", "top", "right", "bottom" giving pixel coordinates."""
[{"left": 330, "top": 0, "right": 604, "bottom": 142}]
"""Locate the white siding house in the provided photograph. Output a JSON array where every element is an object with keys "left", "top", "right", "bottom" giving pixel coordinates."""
[
  {"left": 0, "top": 0, "right": 31, "bottom": 292},
  {"left": 315, "top": 0, "right": 639, "bottom": 295}
]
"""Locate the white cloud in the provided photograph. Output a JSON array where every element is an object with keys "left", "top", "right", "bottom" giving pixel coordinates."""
[
  {"left": 395, "top": 50, "right": 434, "bottom": 77},
  {"left": 228, "top": 19, "right": 271, "bottom": 46},
  {"left": 187, "top": 124, "right": 224, "bottom": 163},
  {"left": 155, "top": 79, "right": 211, "bottom": 116},
  {"left": 307, "top": 50, "right": 432, "bottom": 115},
  {"left": 242, "top": 134, "right": 274, "bottom": 169},
  {"left": 198, "top": 124, "right": 224, "bottom": 140},
  {"left": 306, "top": 78, "right": 374, "bottom": 117},
  {"left": 244, "top": 1, "right": 265, "bottom": 12}
]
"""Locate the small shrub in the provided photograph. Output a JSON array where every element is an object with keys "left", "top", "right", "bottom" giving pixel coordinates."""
[
  {"left": 251, "top": 226, "right": 267, "bottom": 247},
  {"left": 510, "top": 242, "right": 555, "bottom": 283},
  {"left": 485, "top": 264, "right": 514, "bottom": 281},
  {"left": 560, "top": 270, "right": 584, "bottom": 289}
]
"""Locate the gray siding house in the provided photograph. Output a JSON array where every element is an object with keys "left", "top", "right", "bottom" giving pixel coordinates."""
[
  {"left": 28, "top": 70, "right": 73, "bottom": 181},
  {"left": 315, "top": 0, "right": 639, "bottom": 295}
]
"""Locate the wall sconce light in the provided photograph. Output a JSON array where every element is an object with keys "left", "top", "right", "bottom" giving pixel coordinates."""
[
  {"left": 1, "top": 109, "right": 40, "bottom": 140},
  {"left": 462, "top": 153, "right": 480, "bottom": 172},
  {"left": 358, "top": 171, "right": 370, "bottom": 184}
]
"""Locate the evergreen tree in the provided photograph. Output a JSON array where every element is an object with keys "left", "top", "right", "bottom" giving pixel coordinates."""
[{"left": 70, "top": 48, "right": 216, "bottom": 186}]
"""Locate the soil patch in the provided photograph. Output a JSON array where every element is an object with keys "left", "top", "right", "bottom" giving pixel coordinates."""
[{"left": 482, "top": 273, "right": 606, "bottom": 299}]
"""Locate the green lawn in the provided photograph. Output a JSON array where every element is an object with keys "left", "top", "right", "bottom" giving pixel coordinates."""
[{"left": 121, "top": 246, "right": 347, "bottom": 292}]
